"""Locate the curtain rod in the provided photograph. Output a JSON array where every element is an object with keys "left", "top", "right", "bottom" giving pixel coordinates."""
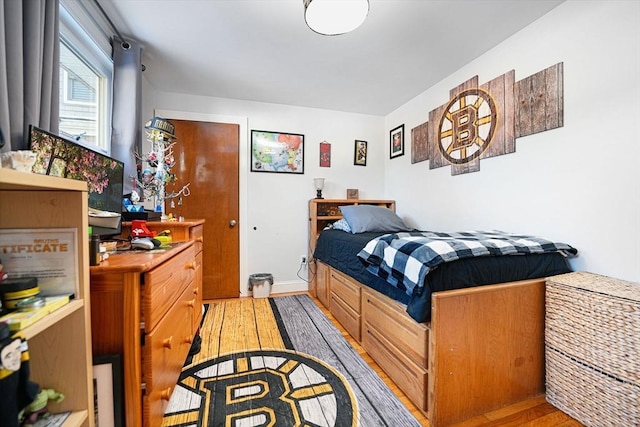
[{"left": 92, "top": 0, "right": 129, "bottom": 50}]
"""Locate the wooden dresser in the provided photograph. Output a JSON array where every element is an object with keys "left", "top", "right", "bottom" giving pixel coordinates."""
[
  {"left": 90, "top": 240, "right": 202, "bottom": 427},
  {"left": 121, "top": 219, "right": 204, "bottom": 333}
]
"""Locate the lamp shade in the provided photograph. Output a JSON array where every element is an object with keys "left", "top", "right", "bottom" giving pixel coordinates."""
[
  {"left": 304, "top": 0, "right": 369, "bottom": 36},
  {"left": 313, "top": 178, "right": 325, "bottom": 190}
]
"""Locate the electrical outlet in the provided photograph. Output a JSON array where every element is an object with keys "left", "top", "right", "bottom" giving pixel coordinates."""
[{"left": 301, "top": 255, "right": 307, "bottom": 265}]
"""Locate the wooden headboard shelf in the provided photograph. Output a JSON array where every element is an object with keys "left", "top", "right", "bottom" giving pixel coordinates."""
[{"left": 308, "top": 199, "right": 395, "bottom": 261}]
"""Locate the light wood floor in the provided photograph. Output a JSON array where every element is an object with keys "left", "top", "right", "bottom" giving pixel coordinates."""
[{"left": 205, "top": 294, "right": 584, "bottom": 427}]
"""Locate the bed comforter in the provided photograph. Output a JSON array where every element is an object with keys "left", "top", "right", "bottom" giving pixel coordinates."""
[
  {"left": 358, "top": 230, "right": 578, "bottom": 297},
  {"left": 313, "top": 229, "right": 574, "bottom": 322}
]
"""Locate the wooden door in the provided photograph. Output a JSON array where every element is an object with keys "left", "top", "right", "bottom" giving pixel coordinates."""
[{"left": 171, "top": 120, "right": 239, "bottom": 299}]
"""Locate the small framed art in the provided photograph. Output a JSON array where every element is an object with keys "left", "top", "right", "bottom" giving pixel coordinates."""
[
  {"left": 390, "top": 124, "right": 405, "bottom": 159},
  {"left": 251, "top": 130, "right": 304, "bottom": 174},
  {"left": 93, "top": 354, "right": 124, "bottom": 427},
  {"left": 320, "top": 141, "right": 331, "bottom": 167},
  {"left": 354, "top": 140, "right": 367, "bottom": 166},
  {"left": 347, "top": 189, "right": 359, "bottom": 199}
]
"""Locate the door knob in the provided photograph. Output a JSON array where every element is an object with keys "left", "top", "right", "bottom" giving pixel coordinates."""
[{"left": 230, "top": 220, "right": 237, "bottom": 227}]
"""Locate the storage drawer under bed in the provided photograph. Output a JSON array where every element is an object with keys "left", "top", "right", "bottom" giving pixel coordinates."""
[
  {"left": 362, "top": 288, "right": 429, "bottom": 367},
  {"left": 329, "top": 268, "right": 362, "bottom": 341}
]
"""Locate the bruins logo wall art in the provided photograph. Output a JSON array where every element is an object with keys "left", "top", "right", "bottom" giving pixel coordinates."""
[{"left": 410, "top": 62, "right": 564, "bottom": 175}]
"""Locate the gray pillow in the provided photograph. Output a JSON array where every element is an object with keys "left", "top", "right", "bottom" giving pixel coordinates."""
[{"left": 339, "top": 205, "right": 410, "bottom": 233}]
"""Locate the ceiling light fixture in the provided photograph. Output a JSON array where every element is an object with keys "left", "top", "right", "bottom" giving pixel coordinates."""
[{"left": 303, "top": 0, "right": 370, "bottom": 36}]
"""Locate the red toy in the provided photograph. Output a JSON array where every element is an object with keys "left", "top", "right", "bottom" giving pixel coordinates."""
[{"left": 130, "top": 220, "right": 156, "bottom": 238}]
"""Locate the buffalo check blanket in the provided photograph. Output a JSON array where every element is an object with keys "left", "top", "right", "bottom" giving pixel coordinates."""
[{"left": 358, "top": 230, "right": 578, "bottom": 296}]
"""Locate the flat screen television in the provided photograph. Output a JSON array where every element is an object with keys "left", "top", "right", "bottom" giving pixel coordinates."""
[{"left": 29, "top": 125, "right": 124, "bottom": 239}]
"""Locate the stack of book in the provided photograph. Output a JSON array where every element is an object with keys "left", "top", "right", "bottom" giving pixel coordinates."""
[{"left": 0, "top": 295, "right": 71, "bottom": 331}]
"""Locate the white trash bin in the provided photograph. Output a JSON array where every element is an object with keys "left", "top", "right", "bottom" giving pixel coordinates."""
[{"left": 249, "top": 273, "right": 273, "bottom": 298}]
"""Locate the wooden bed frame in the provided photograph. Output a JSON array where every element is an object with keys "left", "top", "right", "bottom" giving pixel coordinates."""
[{"left": 309, "top": 199, "right": 546, "bottom": 426}]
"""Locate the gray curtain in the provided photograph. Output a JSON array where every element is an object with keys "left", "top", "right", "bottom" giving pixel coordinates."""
[
  {"left": 111, "top": 38, "right": 142, "bottom": 195},
  {"left": 0, "top": 0, "right": 59, "bottom": 152}
]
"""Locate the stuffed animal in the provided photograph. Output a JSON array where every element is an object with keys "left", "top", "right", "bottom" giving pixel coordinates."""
[{"left": 19, "top": 388, "right": 64, "bottom": 426}]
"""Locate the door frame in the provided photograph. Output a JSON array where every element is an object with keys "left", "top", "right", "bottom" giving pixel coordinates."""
[{"left": 156, "top": 109, "right": 249, "bottom": 296}]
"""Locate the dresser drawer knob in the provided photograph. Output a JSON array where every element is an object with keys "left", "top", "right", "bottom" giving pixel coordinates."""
[
  {"left": 163, "top": 336, "right": 173, "bottom": 349},
  {"left": 196, "top": 236, "right": 204, "bottom": 243},
  {"left": 185, "top": 336, "right": 193, "bottom": 344},
  {"left": 187, "top": 298, "right": 196, "bottom": 308},
  {"left": 161, "top": 387, "right": 172, "bottom": 401},
  {"left": 185, "top": 261, "right": 197, "bottom": 270},
  {"left": 193, "top": 286, "right": 199, "bottom": 295}
]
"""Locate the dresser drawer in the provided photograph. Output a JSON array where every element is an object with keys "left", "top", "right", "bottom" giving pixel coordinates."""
[
  {"left": 192, "top": 251, "right": 203, "bottom": 333},
  {"left": 143, "top": 282, "right": 195, "bottom": 427},
  {"left": 190, "top": 224, "right": 204, "bottom": 253},
  {"left": 330, "top": 268, "right": 361, "bottom": 314},
  {"left": 143, "top": 245, "right": 197, "bottom": 331}
]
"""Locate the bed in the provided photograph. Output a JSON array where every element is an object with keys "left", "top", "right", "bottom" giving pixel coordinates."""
[{"left": 308, "top": 199, "right": 576, "bottom": 426}]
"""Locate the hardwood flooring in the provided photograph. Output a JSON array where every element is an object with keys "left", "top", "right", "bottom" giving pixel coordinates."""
[{"left": 204, "top": 294, "right": 584, "bottom": 427}]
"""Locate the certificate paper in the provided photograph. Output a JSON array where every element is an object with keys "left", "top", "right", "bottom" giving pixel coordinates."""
[{"left": 0, "top": 228, "right": 78, "bottom": 297}]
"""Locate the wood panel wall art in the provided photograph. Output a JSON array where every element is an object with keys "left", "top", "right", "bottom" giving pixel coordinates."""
[
  {"left": 420, "top": 62, "right": 563, "bottom": 175},
  {"left": 411, "top": 122, "right": 429, "bottom": 164}
]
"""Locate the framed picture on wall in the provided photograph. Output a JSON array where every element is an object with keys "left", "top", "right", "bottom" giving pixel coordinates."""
[
  {"left": 320, "top": 141, "right": 331, "bottom": 167},
  {"left": 250, "top": 130, "right": 305, "bottom": 174},
  {"left": 390, "top": 124, "right": 404, "bottom": 159},
  {"left": 354, "top": 140, "right": 367, "bottom": 166}
]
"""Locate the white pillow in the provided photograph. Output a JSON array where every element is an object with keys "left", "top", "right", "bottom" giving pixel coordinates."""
[
  {"left": 339, "top": 205, "right": 410, "bottom": 233},
  {"left": 331, "top": 218, "right": 352, "bottom": 233}
]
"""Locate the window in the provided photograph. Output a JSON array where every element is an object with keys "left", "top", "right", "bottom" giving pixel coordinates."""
[{"left": 59, "top": 4, "right": 113, "bottom": 153}]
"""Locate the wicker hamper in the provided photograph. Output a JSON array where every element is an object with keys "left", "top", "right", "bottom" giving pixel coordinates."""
[{"left": 545, "top": 272, "right": 640, "bottom": 427}]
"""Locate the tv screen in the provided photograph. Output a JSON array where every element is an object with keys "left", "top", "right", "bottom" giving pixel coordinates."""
[{"left": 29, "top": 125, "right": 124, "bottom": 238}]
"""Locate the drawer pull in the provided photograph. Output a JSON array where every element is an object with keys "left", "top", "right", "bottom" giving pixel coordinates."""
[
  {"left": 195, "top": 236, "right": 204, "bottom": 243},
  {"left": 193, "top": 286, "right": 199, "bottom": 295},
  {"left": 185, "top": 261, "right": 197, "bottom": 270},
  {"left": 161, "top": 387, "right": 172, "bottom": 401},
  {"left": 185, "top": 336, "right": 193, "bottom": 344},
  {"left": 163, "top": 336, "right": 173, "bottom": 349},
  {"left": 187, "top": 298, "right": 196, "bottom": 308}
]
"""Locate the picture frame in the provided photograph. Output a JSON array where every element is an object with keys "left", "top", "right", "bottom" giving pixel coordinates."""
[
  {"left": 319, "top": 141, "right": 331, "bottom": 167},
  {"left": 390, "top": 124, "right": 405, "bottom": 159},
  {"left": 93, "top": 354, "right": 124, "bottom": 427},
  {"left": 250, "top": 130, "right": 304, "bottom": 174},
  {"left": 354, "top": 140, "right": 367, "bottom": 166},
  {"left": 347, "top": 189, "right": 359, "bottom": 199}
]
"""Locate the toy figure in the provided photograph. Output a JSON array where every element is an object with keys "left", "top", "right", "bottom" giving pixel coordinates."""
[{"left": 18, "top": 388, "right": 64, "bottom": 426}]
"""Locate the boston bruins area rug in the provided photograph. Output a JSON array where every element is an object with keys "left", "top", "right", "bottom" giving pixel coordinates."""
[{"left": 161, "top": 294, "right": 421, "bottom": 427}]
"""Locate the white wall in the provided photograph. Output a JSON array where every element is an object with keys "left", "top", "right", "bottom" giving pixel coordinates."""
[
  {"left": 143, "top": 90, "right": 385, "bottom": 295},
  {"left": 384, "top": 1, "right": 640, "bottom": 282},
  {"left": 143, "top": 1, "right": 639, "bottom": 292}
]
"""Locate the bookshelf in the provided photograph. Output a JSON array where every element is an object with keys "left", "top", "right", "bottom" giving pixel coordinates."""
[{"left": 0, "top": 168, "right": 94, "bottom": 426}]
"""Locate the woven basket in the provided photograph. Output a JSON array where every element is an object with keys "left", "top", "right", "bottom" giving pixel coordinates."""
[
  {"left": 546, "top": 347, "right": 639, "bottom": 426},
  {"left": 545, "top": 272, "right": 640, "bottom": 426}
]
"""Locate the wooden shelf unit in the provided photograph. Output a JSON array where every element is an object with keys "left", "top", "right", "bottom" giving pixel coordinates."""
[
  {"left": 308, "top": 199, "right": 395, "bottom": 296},
  {"left": 0, "top": 168, "right": 94, "bottom": 427}
]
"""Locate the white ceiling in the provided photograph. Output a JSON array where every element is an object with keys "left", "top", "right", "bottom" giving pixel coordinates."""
[{"left": 98, "top": 0, "right": 565, "bottom": 116}]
